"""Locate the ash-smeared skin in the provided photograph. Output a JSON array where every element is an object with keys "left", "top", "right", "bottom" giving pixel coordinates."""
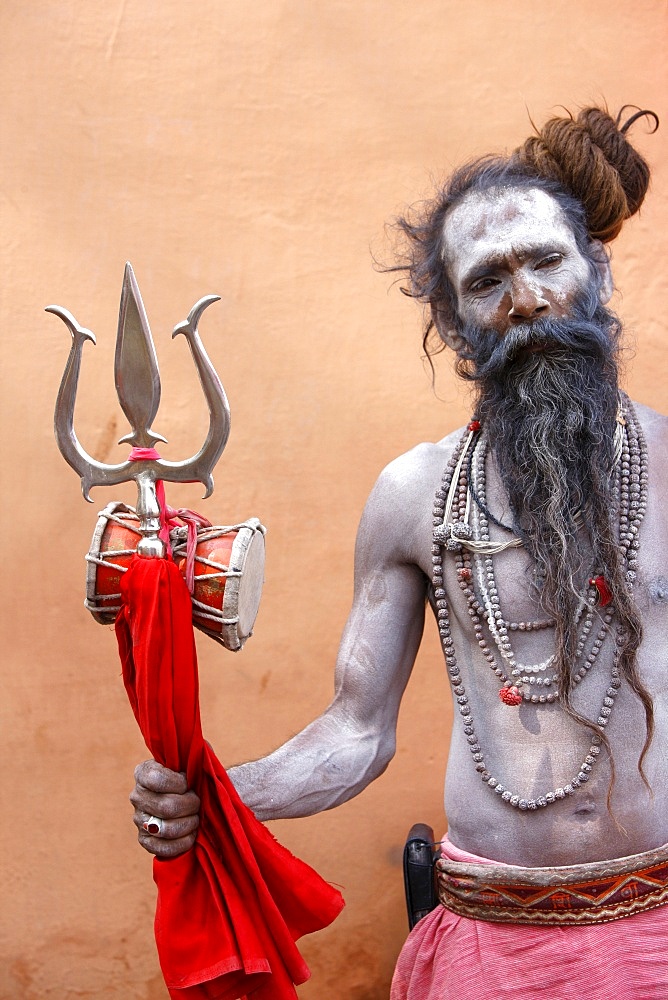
[
  {"left": 440, "top": 189, "right": 612, "bottom": 351},
  {"left": 228, "top": 406, "right": 668, "bottom": 867},
  {"left": 228, "top": 473, "right": 429, "bottom": 820},
  {"left": 132, "top": 187, "right": 668, "bottom": 867}
]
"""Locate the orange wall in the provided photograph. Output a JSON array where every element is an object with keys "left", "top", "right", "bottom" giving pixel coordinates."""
[{"left": 2, "top": 3, "right": 668, "bottom": 997}]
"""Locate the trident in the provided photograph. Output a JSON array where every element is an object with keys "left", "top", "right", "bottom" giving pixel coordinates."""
[{"left": 49, "top": 263, "right": 230, "bottom": 558}]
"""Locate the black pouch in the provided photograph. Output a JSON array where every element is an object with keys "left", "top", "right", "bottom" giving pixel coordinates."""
[{"left": 403, "top": 823, "right": 439, "bottom": 930}]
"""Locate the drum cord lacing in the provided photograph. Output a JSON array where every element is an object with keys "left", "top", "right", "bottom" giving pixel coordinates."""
[
  {"left": 85, "top": 508, "right": 143, "bottom": 610},
  {"left": 86, "top": 506, "right": 263, "bottom": 628},
  {"left": 172, "top": 524, "right": 254, "bottom": 626}
]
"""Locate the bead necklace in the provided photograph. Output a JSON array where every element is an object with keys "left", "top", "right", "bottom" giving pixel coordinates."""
[
  {"left": 468, "top": 430, "right": 610, "bottom": 701},
  {"left": 431, "top": 394, "right": 648, "bottom": 809}
]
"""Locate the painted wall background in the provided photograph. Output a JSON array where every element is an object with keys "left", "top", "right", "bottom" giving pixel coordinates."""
[{"left": 2, "top": 2, "right": 668, "bottom": 997}]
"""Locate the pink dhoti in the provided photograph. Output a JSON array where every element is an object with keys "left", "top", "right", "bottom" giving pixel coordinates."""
[{"left": 391, "top": 837, "right": 668, "bottom": 999}]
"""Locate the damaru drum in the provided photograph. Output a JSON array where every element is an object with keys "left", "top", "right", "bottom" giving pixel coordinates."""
[
  {"left": 85, "top": 501, "right": 265, "bottom": 651},
  {"left": 171, "top": 518, "right": 265, "bottom": 650}
]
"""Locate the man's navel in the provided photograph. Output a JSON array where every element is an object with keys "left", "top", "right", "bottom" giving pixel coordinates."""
[{"left": 648, "top": 577, "right": 668, "bottom": 605}]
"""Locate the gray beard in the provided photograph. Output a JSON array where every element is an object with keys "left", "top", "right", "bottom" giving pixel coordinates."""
[
  {"left": 460, "top": 312, "right": 622, "bottom": 683},
  {"left": 463, "top": 314, "right": 620, "bottom": 555},
  {"left": 456, "top": 309, "right": 654, "bottom": 787}
]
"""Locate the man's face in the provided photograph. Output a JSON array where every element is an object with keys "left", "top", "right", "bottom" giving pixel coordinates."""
[{"left": 442, "top": 187, "right": 594, "bottom": 339}]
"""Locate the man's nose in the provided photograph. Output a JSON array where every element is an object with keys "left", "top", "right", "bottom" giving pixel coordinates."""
[{"left": 507, "top": 277, "right": 549, "bottom": 324}]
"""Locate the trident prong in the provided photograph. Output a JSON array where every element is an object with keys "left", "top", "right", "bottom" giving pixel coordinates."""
[
  {"left": 170, "top": 294, "right": 228, "bottom": 498},
  {"left": 51, "top": 263, "right": 231, "bottom": 557},
  {"left": 115, "top": 262, "right": 167, "bottom": 449}
]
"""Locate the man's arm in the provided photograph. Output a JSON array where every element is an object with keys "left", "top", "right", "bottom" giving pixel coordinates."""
[
  {"left": 230, "top": 504, "right": 427, "bottom": 818},
  {"left": 132, "top": 458, "right": 430, "bottom": 846}
]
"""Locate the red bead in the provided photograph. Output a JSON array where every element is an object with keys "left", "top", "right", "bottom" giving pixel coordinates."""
[
  {"left": 468, "top": 420, "right": 481, "bottom": 432},
  {"left": 589, "top": 575, "right": 613, "bottom": 607},
  {"left": 458, "top": 567, "right": 472, "bottom": 581},
  {"left": 499, "top": 686, "right": 522, "bottom": 706}
]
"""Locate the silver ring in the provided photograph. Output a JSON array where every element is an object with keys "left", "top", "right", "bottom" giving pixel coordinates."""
[{"left": 142, "top": 815, "right": 164, "bottom": 837}]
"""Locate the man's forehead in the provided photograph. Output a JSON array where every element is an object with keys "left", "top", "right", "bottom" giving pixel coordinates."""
[{"left": 442, "top": 187, "right": 576, "bottom": 277}]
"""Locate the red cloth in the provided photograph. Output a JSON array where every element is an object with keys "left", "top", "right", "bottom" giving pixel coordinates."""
[{"left": 115, "top": 555, "right": 344, "bottom": 1000}]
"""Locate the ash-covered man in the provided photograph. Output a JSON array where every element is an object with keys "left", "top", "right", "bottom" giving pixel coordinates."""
[{"left": 131, "top": 105, "right": 668, "bottom": 997}]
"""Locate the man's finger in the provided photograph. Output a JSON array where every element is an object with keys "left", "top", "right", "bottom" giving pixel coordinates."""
[
  {"left": 129, "top": 785, "right": 200, "bottom": 820},
  {"left": 137, "top": 828, "right": 197, "bottom": 858},
  {"left": 133, "top": 759, "right": 189, "bottom": 794},
  {"left": 133, "top": 811, "right": 199, "bottom": 840}
]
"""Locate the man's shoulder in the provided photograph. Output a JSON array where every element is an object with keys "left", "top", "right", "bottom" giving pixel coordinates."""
[
  {"left": 630, "top": 401, "right": 668, "bottom": 468},
  {"left": 372, "top": 426, "right": 467, "bottom": 498},
  {"left": 358, "top": 429, "right": 467, "bottom": 564},
  {"left": 632, "top": 400, "right": 668, "bottom": 439},
  {"left": 362, "top": 427, "right": 468, "bottom": 528}
]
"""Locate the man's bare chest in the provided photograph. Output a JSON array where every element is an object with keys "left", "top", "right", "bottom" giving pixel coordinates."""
[{"left": 413, "top": 429, "right": 668, "bottom": 699}]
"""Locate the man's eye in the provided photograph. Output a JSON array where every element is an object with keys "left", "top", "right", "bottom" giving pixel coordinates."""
[
  {"left": 536, "top": 254, "right": 563, "bottom": 269},
  {"left": 470, "top": 277, "right": 499, "bottom": 293}
]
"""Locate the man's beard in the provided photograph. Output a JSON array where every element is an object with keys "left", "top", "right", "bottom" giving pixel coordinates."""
[
  {"left": 453, "top": 295, "right": 654, "bottom": 788},
  {"left": 458, "top": 300, "right": 624, "bottom": 689},
  {"left": 464, "top": 309, "right": 620, "bottom": 558}
]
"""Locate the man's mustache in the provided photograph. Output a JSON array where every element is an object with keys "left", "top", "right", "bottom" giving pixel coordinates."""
[{"left": 462, "top": 316, "right": 614, "bottom": 381}]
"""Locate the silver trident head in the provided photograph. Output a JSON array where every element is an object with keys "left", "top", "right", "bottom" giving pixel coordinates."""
[{"left": 49, "top": 262, "right": 231, "bottom": 558}]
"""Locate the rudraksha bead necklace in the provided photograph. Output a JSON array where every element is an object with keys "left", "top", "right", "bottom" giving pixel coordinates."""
[
  {"left": 469, "top": 430, "right": 608, "bottom": 701},
  {"left": 431, "top": 394, "right": 648, "bottom": 809}
]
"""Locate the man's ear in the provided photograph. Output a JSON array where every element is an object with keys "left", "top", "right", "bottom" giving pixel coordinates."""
[
  {"left": 590, "top": 240, "right": 613, "bottom": 304},
  {"left": 431, "top": 302, "right": 467, "bottom": 354}
]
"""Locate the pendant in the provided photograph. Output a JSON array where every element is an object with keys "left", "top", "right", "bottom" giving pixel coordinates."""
[
  {"left": 433, "top": 521, "right": 473, "bottom": 551},
  {"left": 499, "top": 685, "right": 522, "bottom": 706},
  {"left": 590, "top": 574, "right": 612, "bottom": 607}
]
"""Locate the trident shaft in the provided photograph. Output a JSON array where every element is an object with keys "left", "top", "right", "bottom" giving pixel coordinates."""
[{"left": 50, "top": 262, "right": 230, "bottom": 558}]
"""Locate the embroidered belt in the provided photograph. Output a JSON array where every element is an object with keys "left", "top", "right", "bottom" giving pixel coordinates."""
[{"left": 436, "top": 843, "right": 668, "bottom": 926}]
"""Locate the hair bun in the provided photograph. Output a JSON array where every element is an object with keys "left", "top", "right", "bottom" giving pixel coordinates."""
[{"left": 515, "top": 106, "right": 658, "bottom": 242}]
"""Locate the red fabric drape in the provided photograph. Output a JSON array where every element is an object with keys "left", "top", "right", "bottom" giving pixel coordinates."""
[{"left": 115, "top": 555, "right": 344, "bottom": 1000}]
